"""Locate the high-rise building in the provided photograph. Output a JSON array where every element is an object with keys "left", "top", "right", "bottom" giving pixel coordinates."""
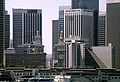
[
  {"left": 71, "top": 0, "right": 99, "bottom": 46},
  {"left": 64, "top": 9, "right": 94, "bottom": 46},
  {"left": 98, "top": 12, "right": 106, "bottom": 46},
  {"left": 72, "top": 0, "right": 99, "bottom": 10},
  {"left": 52, "top": 7, "right": 71, "bottom": 67},
  {"left": 0, "top": 0, "right": 5, "bottom": 67},
  {"left": 52, "top": 20, "right": 59, "bottom": 49},
  {"left": 13, "top": 9, "right": 42, "bottom": 47},
  {"left": 64, "top": 9, "right": 94, "bottom": 68},
  {"left": 52, "top": 20, "right": 59, "bottom": 67},
  {"left": 107, "top": 1, "right": 120, "bottom": 68},
  {"left": 58, "top": 6, "right": 71, "bottom": 38},
  {"left": 5, "top": 11, "right": 10, "bottom": 49}
]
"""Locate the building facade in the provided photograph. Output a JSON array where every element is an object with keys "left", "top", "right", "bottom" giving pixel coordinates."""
[
  {"left": 92, "top": 44, "right": 116, "bottom": 68},
  {"left": 72, "top": 0, "right": 99, "bottom": 10},
  {"left": 52, "top": 31, "right": 66, "bottom": 67},
  {"left": 107, "top": 2, "right": 120, "bottom": 68},
  {"left": 64, "top": 9, "right": 94, "bottom": 46},
  {"left": 98, "top": 12, "right": 106, "bottom": 46},
  {"left": 64, "top": 9, "right": 95, "bottom": 68},
  {"left": 13, "top": 9, "right": 42, "bottom": 47},
  {"left": 58, "top": 6, "right": 71, "bottom": 38},
  {"left": 71, "top": 0, "right": 99, "bottom": 46},
  {"left": 64, "top": 36, "right": 89, "bottom": 68},
  {"left": 52, "top": 7, "right": 71, "bottom": 67},
  {"left": 5, "top": 33, "right": 46, "bottom": 68},
  {"left": 5, "top": 11, "right": 10, "bottom": 49},
  {"left": 52, "top": 20, "right": 59, "bottom": 67},
  {"left": 0, "top": 0, "right": 5, "bottom": 67}
]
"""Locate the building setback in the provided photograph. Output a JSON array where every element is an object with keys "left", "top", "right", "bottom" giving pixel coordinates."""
[
  {"left": 0, "top": 0, "right": 5, "bottom": 67},
  {"left": 107, "top": 2, "right": 120, "bottom": 68},
  {"left": 13, "top": 9, "right": 42, "bottom": 47}
]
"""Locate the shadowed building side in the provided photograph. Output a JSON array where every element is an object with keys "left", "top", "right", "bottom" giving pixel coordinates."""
[
  {"left": 0, "top": 0, "right": 5, "bottom": 67},
  {"left": 107, "top": 2, "right": 120, "bottom": 68},
  {"left": 5, "top": 11, "right": 10, "bottom": 49}
]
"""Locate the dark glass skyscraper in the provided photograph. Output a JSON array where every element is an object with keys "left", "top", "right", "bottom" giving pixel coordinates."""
[
  {"left": 72, "top": 0, "right": 99, "bottom": 10},
  {"left": 5, "top": 11, "right": 10, "bottom": 49},
  {"left": 107, "top": 2, "right": 120, "bottom": 69},
  {"left": 72, "top": 0, "right": 99, "bottom": 46},
  {"left": 13, "top": 9, "right": 42, "bottom": 47},
  {"left": 0, "top": 0, "right": 5, "bottom": 67},
  {"left": 58, "top": 6, "right": 71, "bottom": 38},
  {"left": 52, "top": 20, "right": 59, "bottom": 67}
]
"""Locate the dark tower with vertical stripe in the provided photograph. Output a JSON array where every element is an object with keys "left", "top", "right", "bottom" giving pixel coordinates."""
[
  {"left": 5, "top": 11, "right": 10, "bottom": 49},
  {"left": 13, "top": 9, "right": 42, "bottom": 47},
  {"left": 0, "top": 0, "right": 5, "bottom": 67}
]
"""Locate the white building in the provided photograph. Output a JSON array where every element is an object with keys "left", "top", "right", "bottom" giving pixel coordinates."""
[
  {"left": 64, "top": 9, "right": 94, "bottom": 46},
  {"left": 65, "top": 36, "right": 89, "bottom": 68}
]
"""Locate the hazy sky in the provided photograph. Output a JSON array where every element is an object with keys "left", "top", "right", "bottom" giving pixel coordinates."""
[{"left": 5, "top": 0, "right": 106, "bottom": 54}]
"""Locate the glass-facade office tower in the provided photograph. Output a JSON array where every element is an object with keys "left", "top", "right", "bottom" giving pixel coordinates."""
[
  {"left": 98, "top": 12, "right": 106, "bottom": 46},
  {"left": 0, "top": 0, "right": 5, "bottom": 67},
  {"left": 72, "top": 0, "right": 99, "bottom": 46},
  {"left": 72, "top": 0, "right": 99, "bottom": 10},
  {"left": 5, "top": 11, "right": 10, "bottom": 49},
  {"left": 58, "top": 6, "right": 71, "bottom": 38},
  {"left": 13, "top": 9, "right": 42, "bottom": 47},
  {"left": 107, "top": 2, "right": 120, "bottom": 69}
]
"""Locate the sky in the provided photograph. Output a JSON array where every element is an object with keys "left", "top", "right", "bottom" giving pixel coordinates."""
[{"left": 5, "top": 0, "right": 106, "bottom": 55}]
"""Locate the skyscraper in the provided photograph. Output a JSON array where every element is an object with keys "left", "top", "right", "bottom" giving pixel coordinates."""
[
  {"left": 72, "top": 0, "right": 99, "bottom": 10},
  {"left": 5, "top": 11, "right": 10, "bottom": 49},
  {"left": 13, "top": 9, "right": 42, "bottom": 47},
  {"left": 107, "top": 1, "right": 120, "bottom": 68},
  {"left": 58, "top": 6, "right": 71, "bottom": 38},
  {"left": 64, "top": 9, "right": 94, "bottom": 68},
  {"left": 98, "top": 12, "right": 106, "bottom": 46},
  {"left": 52, "top": 20, "right": 59, "bottom": 67},
  {"left": 0, "top": 0, "right": 5, "bottom": 67},
  {"left": 64, "top": 9, "right": 94, "bottom": 46},
  {"left": 71, "top": 0, "right": 99, "bottom": 46}
]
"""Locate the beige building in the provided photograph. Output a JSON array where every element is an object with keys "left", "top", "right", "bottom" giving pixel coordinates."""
[{"left": 92, "top": 43, "right": 116, "bottom": 68}]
